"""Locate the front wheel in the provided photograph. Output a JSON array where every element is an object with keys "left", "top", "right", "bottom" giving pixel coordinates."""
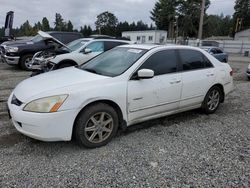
[
  {"left": 202, "top": 86, "right": 222, "bottom": 114},
  {"left": 74, "top": 103, "right": 119, "bottom": 148},
  {"left": 20, "top": 54, "right": 33, "bottom": 71}
]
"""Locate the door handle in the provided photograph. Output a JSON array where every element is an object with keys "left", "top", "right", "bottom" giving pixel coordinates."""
[
  {"left": 206, "top": 73, "right": 214, "bottom": 77},
  {"left": 170, "top": 80, "right": 181, "bottom": 84}
]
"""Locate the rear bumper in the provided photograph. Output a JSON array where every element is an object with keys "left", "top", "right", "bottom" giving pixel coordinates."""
[{"left": 2, "top": 55, "right": 20, "bottom": 65}]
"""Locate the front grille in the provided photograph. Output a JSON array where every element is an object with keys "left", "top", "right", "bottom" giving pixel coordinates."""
[{"left": 11, "top": 95, "right": 23, "bottom": 106}]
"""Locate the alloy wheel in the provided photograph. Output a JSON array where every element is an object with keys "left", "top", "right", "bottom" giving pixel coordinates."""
[
  {"left": 207, "top": 89, "right": 220, "bottom": 111},
  {"left": 84, "top": 112, "right": 114, "bottom": 144}
]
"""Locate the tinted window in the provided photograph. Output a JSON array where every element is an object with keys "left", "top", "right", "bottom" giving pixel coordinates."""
[
  {"left": 179, "top": 49, "right": 206, "bottom": 71},
  {"left": 204, "top": 56, "right": 213, "bottom": 68},
  {"left": 104, "top": 41, "right": 127, "bottom": 51},
  {"left": 139, "top": 50, "right": 178, "bottom": 76},
  {"left": 215, "top": 48, "right": 223, "bottom": 54},
  {"left": 85, "top": 41, "right": 104, "bottom": 52}
]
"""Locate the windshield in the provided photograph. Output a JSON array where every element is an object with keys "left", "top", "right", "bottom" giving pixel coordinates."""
[
  {"left": 65, "top": 39, "right": 89, "bottom": 51},
  {"left": 80, "top": 47, "right": 147, "bottom": 77},
  {"left": 31, "top": 34, "right": 43, "bottom": 42}
]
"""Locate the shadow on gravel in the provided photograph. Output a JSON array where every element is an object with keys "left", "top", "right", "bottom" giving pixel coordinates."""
[
  {"left": 0, "top": 132, "right": 25, "bottom": 148},
  {"left": 121, "top": 109, "right": 203, "bottom": 136}
]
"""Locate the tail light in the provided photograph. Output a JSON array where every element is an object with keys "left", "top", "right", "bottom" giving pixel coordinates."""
[{"left": 230, "top": 70, "right": 233, "bottom": 76}]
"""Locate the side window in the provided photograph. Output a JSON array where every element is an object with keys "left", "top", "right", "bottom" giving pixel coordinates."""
[
  {"left": 204, "top": 56, "right": 214, "bottom": 68},
  {"left": 179, "top": 49, "right": 205, "bottom": 71},
  {"left": 210, "top": 48, "right": 217, "bottom": 54},
  {"left": 139, "top": 50, "right": 178, "bottom": 76},
  {"left": 216, "top": 48, "right": 223, "bottom": 54},
  {"left": 104, "top": 41, "right": 127, "bottom": 51},
  {"left": 85, "top": 41, "right": 104, "bottom": 52}
]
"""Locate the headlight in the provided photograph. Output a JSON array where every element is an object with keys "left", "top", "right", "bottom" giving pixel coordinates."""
[
  {"left": 5, "top": 46, "right": 19, "bottom": 53},
  {"left": 23, "top": 95, "right": 68, "bottom": 113}
]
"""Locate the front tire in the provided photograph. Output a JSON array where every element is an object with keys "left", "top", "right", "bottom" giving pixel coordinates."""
[
  {"left": 20, "top": 54, "right": 33, "bottom": 71},
  {"left": 202, "top": 86, "right": 222, "bottom": 114},
  {"left": 74, "top": 103, "right": 119, "bottom": 148}
]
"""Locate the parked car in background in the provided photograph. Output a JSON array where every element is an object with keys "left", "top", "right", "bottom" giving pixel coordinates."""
[
  {"left": 0, "top": 31, "right": 82, "bottom": 70},
  {"left": 31, "top": 36, "right": 134, "bottom": 76},
  {"left": 8, "top": 45, "right": 234, "bottom": 148},
  {"left": 247, "top": 64, "right": 250, "bottom": 80},
  {"left": 201, "top": 46, "right": 228, "bottom": 63}
]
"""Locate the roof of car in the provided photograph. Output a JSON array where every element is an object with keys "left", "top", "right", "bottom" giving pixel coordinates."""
[{"left": 119, "top": 44, "right": 205, "bottom": 51}]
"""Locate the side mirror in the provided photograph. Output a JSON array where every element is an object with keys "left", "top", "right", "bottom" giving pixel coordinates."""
[
  {"left": 137, "top": 69, "right": 154, "bottom": 79},
  {"left": 83, "top": 48, "right": 92, "bottom": 54}
]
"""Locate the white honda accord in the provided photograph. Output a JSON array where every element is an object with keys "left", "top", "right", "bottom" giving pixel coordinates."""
[{"left": 8, "top": 44, "right": 234, "bottom": 148}]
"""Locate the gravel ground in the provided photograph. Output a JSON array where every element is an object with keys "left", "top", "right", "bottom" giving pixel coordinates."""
[{"left": 0, "top": 56, "right": 250, "bottom": 187}]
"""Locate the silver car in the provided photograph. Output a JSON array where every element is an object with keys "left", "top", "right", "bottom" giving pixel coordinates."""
[{"left": 201, "top": 46, "right": 228, "bottom": 63}]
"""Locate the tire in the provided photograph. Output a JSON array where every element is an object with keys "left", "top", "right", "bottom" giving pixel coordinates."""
[
  {"left": 20, "top": 54, "right": 33, "bottom": 71},
  {"left": 202, "top": 86, "right": 222, "bottom": 114},
  {"left": 248, "top": 76, "right": 250, "bottom": 81},
  {"left": 56, "top": 62, "right": 75, "bottom": 69},
  {"left": 74, "top": 103, "right": 119, "bottom": 148}
]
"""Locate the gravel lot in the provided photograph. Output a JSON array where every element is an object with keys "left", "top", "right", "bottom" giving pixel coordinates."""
[{"left": 0, "top": 56, "right": 250, "bottom": 187}]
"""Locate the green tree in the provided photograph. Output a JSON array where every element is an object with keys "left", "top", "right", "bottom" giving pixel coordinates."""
[
  {"left": 233, "top": 0, "right": 250, "bottom": 33},
  {"left": 67, "top": 20, "right": 73, "bottom": 32},
  {"left": 151, "top": 0, "right": 180, "bottom": 38},
  {"left": 54, "top": 13, "right": 66, "bottom": 31},
  {"left": 80, "top": 25, "right": 92, "bottom": 36},
  {"left": 42, "top": 17, "right": 50, "bottom": 31},
  {"left": 95, "top": 11, "right": 118, "bottom": 35},
  {"left": 19, "top": 20, "right": 33, "bottom": 36}
]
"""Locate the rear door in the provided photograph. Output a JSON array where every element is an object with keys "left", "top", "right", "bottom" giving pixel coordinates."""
[
  {"left": 178, "top": 49, "right": 215, "bottom": 108},
  {"left": 127, "top": 49, "right": 182, "bottom": 122}
]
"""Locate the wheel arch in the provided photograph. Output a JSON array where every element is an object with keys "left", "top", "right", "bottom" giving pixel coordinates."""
[
  {"left": 209, "top": 83, "right": 225, "bottom": 103},
  {"left": 56, "top": 59, "right": 78, "bottom": 68},
  {"left": 72, "top": 99, "right": 127, "bottom": 139}
]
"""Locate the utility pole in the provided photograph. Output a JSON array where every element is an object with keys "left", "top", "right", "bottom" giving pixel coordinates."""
[{"left": 198, "top": 0, "right": 205, "bottom": 41}]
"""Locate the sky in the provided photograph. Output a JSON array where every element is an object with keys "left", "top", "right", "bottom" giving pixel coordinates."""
[{"left": 0, "top": 0, "right": 235, "bottom": 29}]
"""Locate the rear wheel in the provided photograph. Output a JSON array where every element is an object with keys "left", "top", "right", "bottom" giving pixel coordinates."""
[
  {"left": 20, "top": 54, "right": 33, "bottom": 71},
  {"left": 202, "top": 86, "right": 222, "bottom": 114},
  {"left": 248, "top": 76, "right": 250, "bottom": 80},
  {"left": 74, "top": 103, "right": 119, "bottom": 148}
]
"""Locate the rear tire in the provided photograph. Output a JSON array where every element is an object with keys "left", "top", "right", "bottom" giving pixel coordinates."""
[
  {"left": 20, "top": 54, "right": 33, "bottom": 71},
  {"left": 74, "top": 103, "right": 119, "bottom": 148},
  {"left": 248, "top": 76, "right": 250, "bottom": 80},
  {"left": 202, "top": 86, "right": 222, "bottom": 114}
]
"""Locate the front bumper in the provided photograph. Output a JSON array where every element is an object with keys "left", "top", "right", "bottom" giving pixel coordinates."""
[
  {"left": 8, "top": 95, "right": 78, "bottom": 142},
  {"left": 3, "top": 55, "right": 20, "bottom": 65}
]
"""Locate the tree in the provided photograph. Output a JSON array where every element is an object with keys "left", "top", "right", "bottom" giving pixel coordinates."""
[
  {"left": 95, "top": 11, "right": 118, "bottom": 35},
  {"left": 80, "top": 25, "right": 92, "bottom": 36},
  {"left": 42, "top": 17, "right": 50, "bottom": 31},
  {"left": 19, "top": 20, "right": 34, "bottom": 36},
  {"left": 151, "top": 0, "right": 210, "bottom": 38},
  {"left": 233, "top": 0, "right": 250, "bottom": 33},
  {"left": 67, "top": 20, "right": 73, "bottom": 32},
  {"left": 54, "top": 13, "right": 66, "bottom": 31},
  {"left": 151, "top": 0, "right": 180, "bottom": 38}
]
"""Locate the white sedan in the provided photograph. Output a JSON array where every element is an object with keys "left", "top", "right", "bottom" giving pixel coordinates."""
[{"left": 8, "top": 45, "right": 234, "bottom": 148}]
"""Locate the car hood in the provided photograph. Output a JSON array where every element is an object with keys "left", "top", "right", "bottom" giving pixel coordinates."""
[
  {"left": 1, "top": 39, "right": 33, "bottom": 47},
  {"left": 13, "top": 67, "right": 109, "bottom": 102}
]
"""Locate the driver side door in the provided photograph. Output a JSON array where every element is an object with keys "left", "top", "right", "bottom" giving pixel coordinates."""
[{"left": 127, "top": 49, "right": 182, "bottom": 123}]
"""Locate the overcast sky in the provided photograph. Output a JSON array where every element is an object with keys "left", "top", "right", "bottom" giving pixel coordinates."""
[{"left": 0, "top": 0, "right": 235, "bottom": 29}]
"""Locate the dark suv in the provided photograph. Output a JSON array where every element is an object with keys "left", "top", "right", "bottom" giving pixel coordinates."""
[{"left": 0, "top": 31, "right": 82, "bottom": 70}]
